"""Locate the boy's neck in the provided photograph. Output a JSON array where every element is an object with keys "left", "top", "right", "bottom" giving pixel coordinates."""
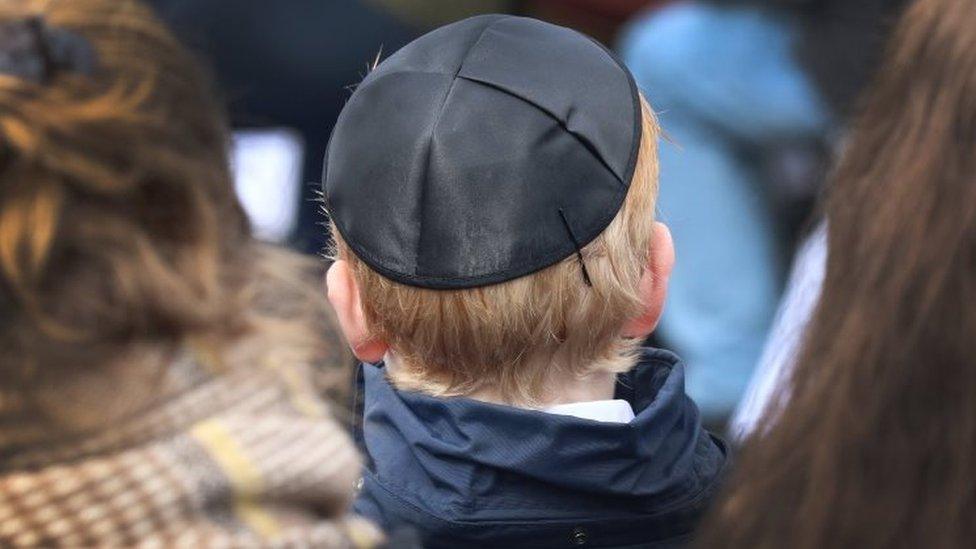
[
  {"left": 521, "top": 370, "right": 619, "bottom": 408},
  {"left": 383, "top": 353, "right": 619, "bottom": 409}
]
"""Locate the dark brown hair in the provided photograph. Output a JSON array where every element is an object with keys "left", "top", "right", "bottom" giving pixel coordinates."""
[
  {"left": 0, "top": 0, "right": 348, "bottom": 422},
  {"left": 695, "top": 0, "right": 976, "bottom": 547}
]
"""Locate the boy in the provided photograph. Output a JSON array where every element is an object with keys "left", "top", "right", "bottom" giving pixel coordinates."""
[{"left": 323, "top": 14, "right": 728, "bottom": 548}]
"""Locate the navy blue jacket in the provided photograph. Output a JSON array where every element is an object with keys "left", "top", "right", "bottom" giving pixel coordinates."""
[{"left": 353, "top": 348, "right": 729, "bottom": 548}]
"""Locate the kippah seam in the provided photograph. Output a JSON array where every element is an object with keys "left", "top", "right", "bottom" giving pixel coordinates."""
[
  {"left": 350, "top": 15, "right": 514, "bottom": 96},
  {"left": 413, "top": 16, "right": 511, "bottom": 277},
  {"left": 581, "top": 32, "right": 644, "bottom": 203},
  {"left": 456, "top": 74, "right": 625, "bottom": 186}
]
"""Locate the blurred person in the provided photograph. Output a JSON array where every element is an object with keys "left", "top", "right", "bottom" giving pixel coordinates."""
[
  {"left": 0, "top": 0, "right": 386, "bottom": 546},
  {"left": 695, "top": 0, "right": 976, "bottom": 546},
  {"left": 728, "top": 220, "right": 826, "bottom": 439},
  {"left": 619, "top": 0, "right": 906, "bottom": 424},
  {"left": 728, "top": 0, "right": 910, "bottom": 438},
  {"left": 324, "top": 16, "right": 727, "bottom": 548}
]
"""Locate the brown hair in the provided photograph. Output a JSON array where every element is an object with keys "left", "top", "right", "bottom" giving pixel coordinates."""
[
  {"left": 332, "top": 98, "right": 659, "bottom": 406},
  {"left": 0, "top": 0, "right": 347, "bottom": 421},
  {"left": 696, "top": 0, "right": 976, "bottom": 546}
]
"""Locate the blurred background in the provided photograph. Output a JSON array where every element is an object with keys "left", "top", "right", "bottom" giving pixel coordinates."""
[{"left": 146, "top": 0, "right": 906, "bottom": 426}]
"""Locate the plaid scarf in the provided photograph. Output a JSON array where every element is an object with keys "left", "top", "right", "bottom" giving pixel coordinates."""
[{"left": 0, "top": 346, "right": 382, "bottom": 548}]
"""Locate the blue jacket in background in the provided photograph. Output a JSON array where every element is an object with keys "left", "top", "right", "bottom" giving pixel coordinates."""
[{"left": 353, "top": 348, "right": 729, "bottom": 548}]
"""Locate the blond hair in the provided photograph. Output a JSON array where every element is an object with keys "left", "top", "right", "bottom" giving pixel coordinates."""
[{"left": 333, "top": 98, "right": 659, "bottom": 405}]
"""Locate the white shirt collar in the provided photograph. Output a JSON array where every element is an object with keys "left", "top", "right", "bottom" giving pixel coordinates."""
[{"left": 544, "top": 399, "right": 635, "bottom": 424}]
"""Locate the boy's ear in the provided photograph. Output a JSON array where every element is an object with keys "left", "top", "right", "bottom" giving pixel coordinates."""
[
  {"left": 623, "top": 222, "right": 675, "bottom": 339},
  {"left": 326, "top": 260, "right": 390, "bottom": 363}
]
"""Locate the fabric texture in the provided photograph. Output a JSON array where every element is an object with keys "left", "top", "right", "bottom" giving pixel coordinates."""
[
  {"left": 0, "top": 347, "right": 382, "bottom": 548},
  {"left": 620, "top": 3, "right": 830, "bottom": 421},
  {"left": 324, "top": 14, "right": 641, "bottom": 289},
  {"left": 353, "top": 348, "right": 729, "bottom": 548}
]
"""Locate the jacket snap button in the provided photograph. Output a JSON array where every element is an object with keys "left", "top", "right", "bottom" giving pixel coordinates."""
[
  {"left": 354, "top": 477, "right": 364, "bottom": 492},
  {"left": 571, "top": 527, "right": 588, "bottom": 546}
]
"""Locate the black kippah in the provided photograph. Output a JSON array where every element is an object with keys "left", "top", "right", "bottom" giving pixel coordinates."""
[{"left": 324, "top": 15, "right": 642, "bottom": 289}]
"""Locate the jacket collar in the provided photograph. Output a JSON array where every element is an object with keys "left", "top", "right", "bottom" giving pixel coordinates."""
[{"left": 358, "top": 348, "right": 724, "bottom": 511}]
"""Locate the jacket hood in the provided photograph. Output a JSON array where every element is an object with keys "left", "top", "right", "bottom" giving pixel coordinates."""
[{"left": 354, "top": 348, "right": 728, "bottom": 548}]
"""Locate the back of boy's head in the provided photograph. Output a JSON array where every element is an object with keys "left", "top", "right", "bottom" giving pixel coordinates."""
[{"left": 325, "top": 15, "right": 661, "bottom": 405}]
